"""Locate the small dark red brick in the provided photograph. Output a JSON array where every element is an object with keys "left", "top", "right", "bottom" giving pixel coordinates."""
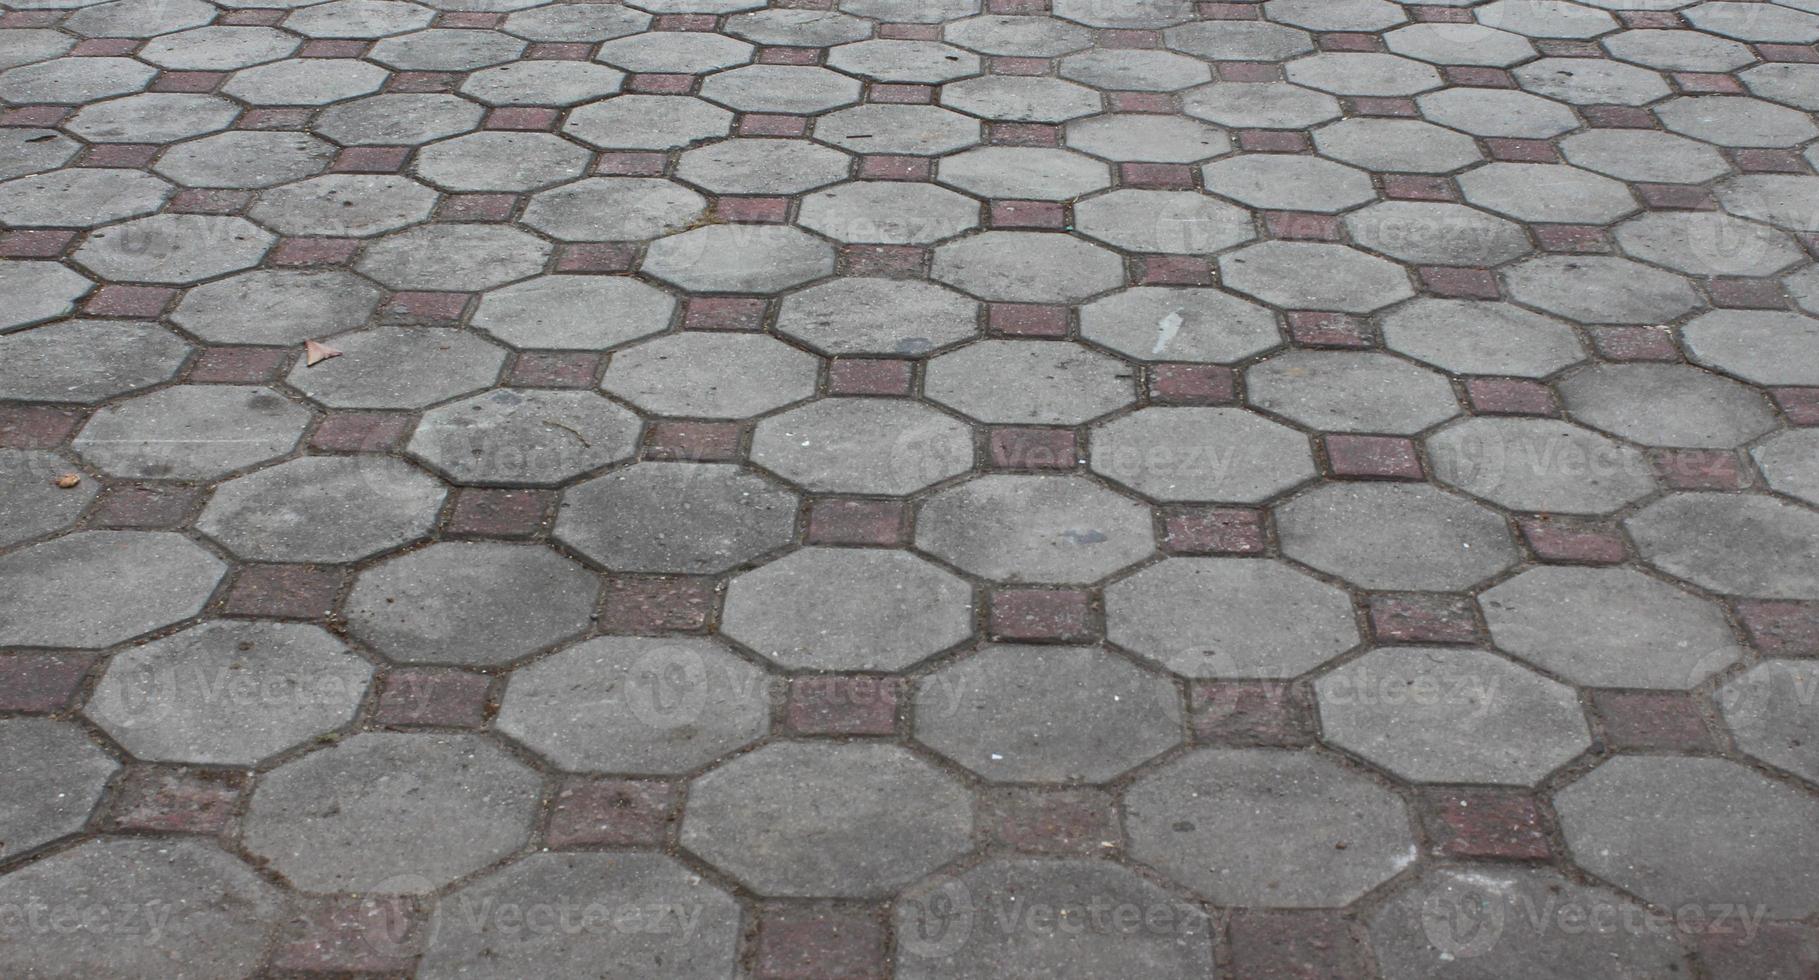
[
  {"left": 1674, "top": 71, "right": 1743, "bottom": 94},
  {"left": 1465, "top": 377, "right": 1557, "bottom": 416},
  {"left": 1193, "top": 681, "right": 1316, "bottom": 745},
  {"left": 805, "top": 498, "right": 906, "bottom": 546},
  {"left": 988, "top": 588, "right": 1096, "bottom": 642},
  {"left": 1707, "top": 277, "right": 1788, "bottom": 309},
  {"left": 1593, "top": 689, "right": 1716, "bottom": 752},
  {"left": 840, "top": 244, "right": 926, "bottom": 277},
  {"left": 272, "top": 896, "right": 422, "bottom": 974},
  {"left": 1422, "top": 789, "right": 1554, "bottom": 860},
  {"left": 786, "top": 675, "right": 902, "bottom": 736},
  {"left": 652, "top": 12, "right": 714, "bottom": 29},
  {"left": 988, "top": 55, "right": 1049, "bottom": 74},
  {"left": 554, "top": 242, "right": 637, "bottom": 272},
  {"left": 988, "top": 302, "right": 1068, "bottom": 336},
  {"left": 1163, "top": 506, "right": 1266, "bottom": 555},
  {"left": 187, "top": 346, "right": 289, "bottom": 383},
  {"left": 1119, "top": 162, "right": 1195, "bottom": 189},
  {"left": 1444, "top": 65, "right": 1517, "bottom": 88},
  {"left": 738, "top": 112, "right": 810, "bottom": 136},
  {"left": 1286, "top": 310, "right": 1372, "bottom": 348},
  {"left": 1353, "top": 96, "right": 1421, "bottom": 117},
  {"left": 758, "top": 45, "right": 823, "bottom": 63},
  {"left": 627, "top": 72, "right": 694, "bottom": 94},
  {"left": 1326, "top": 434, "right": 1424, "bottom": 480},
  {"left": 1264, "top": 210, "right": 1341, "bottom": 240},
  {"left": 1318, "top": 31, "right": 1381, "bottom": 52},
  {"left": 1637, "top": 183, "right": 1717, "bottom": 210},
  {"left": 594, "top": 151, "right": 668, "bottom": 175},
  {"left": 0, "top": 229, "right": 77, "bottom": 258},
  {"left": 1517, "top": 517, "right": 1627, "bottom": 564},
  {"left": 869, "top": 82, "right": 933, "bottom": 103},
  {"left": 298, "top": 39, "right": 367, "bottom": 58},
  {"left": 989, "top": 426, "right": 1076, "bottom": 469},
  {"left": 331, "top": 145, "right": 410, "bottom": 172},
  {"left": 1620, "top": 9, "right": 1679, "bottom": 28},
  {"left": 645, "top": 420, "right": 743, "bottom": 461},
  {"left": 547, "top": 777, "right": 680, "bottom": 848},
  {"left": 1216, "top": 61, "right": 1282, "bottom": 82},
  {"left": 151, "top": 71, "right": 224, "bottom": 93},
  {"left": 1419, "top": 265, "right": 1501, "bottom": 299},
  {"left": 89, "top": 484, "right": 203, "bottom": 528},
  {"left": 1533, "top": 223, "right": 1611, "bottom": 252},
  {"left": 1381, "top": 174, "right": 1458, "bottom": 202},
  {"left": 827, "top": 358, "right": 913, "bottom": 395},
  {"left": 1109, "top": 91, "right": 1175, "bottom": 111},
  {"left": 1582, "top": 104, "right": 1656, "bottom": 128},
  {"left": 509, "top": 350, "right": 600, "bottom": 388},
  {"left": 980, "top": 787, "right": 1118, "bottom": 855},
  {"left": 526, "top": 41, "right": 593, "bottom": 60},
  {"left": 1138, "top": 255, "right": 1214, "bottom": 285},
  {"left": 439, "top": 192, "right": 517, "bottom": 221},
  {"left": 1757, "top": 43, "right": 1819, "bottom": 63},
  {"left": 446, "top": 488, "right": 554, "bottom": 537},
  {"left": 1485, "top": 137, "right": 1558, "bottom": 162},
  {"left": 754, "top": 906, "right": 887, "bottom": 980},
  {"left": 72, "top": 38, "right": 138, "bottom": 56},
  {"left": 373, "top": 668, "right": 493, "bottom": 727},
  {"left": 716, "top": 196, "right": 791, "bottom": 223},
  {"left": 990, "top": 199, "right": 1066, "bottom": 229},
  {"left": 682, "top": 296, "right": 767, "bottom": 331},
  {"left": 223, "top": 565, "right": 347, "bottom": 620},
  {"left": 598, "top": 576, "right": 716, "bottom": 632},
  {"left": 1591, "top": 325, "right": 1678, "bottom": 361},
  {"left": 988, "top": 121, "right": 1060, "bottom": 146},
  {"left": 1099, "top": 28, "right": 1161, "bottom": 48},
  {"left": 78, "top": 143, "right": 159, "bottom": 167},
  {"left": 858, "top": 154, "right": 930, "bottom": 180},
  {"left": 1228, "top": 911, "right": 1373, "bottom": 979},
  {"left": 1238, "top": 129, "right": 1312, "bottom": 152},
  {"left": 1, "top": 107, "right": 70, "bottom": 128},
  {"left": 0, "top": 405, "right": 84, "bottom": 448},
  {"left": 84, "top": 285, "right": 177, "bottom": 317},
  {"left": 1735, "top": 600, "right": 1819, "bottom": 656},
  {"left": 309, "top": 411, "right": 415, "bottom": 451},
  {"left": 109, "top": 767, "right": 247, "bottom": 833},
  {"left": 1772, "top": 387, "right": 1819, "bottom": 425},
  {"left": 167, "top": 187, "right": 253, "bottom": 214},
  {"left": 1369, "top": 593, "right": 1481, "bottom": 643},
  {"left": 1149, "top": 363, "right": 1239, "bottom": 404},
  {"left": 1651, "top": 449, "right": 1748, "bottom": 490},
  {"left": 0, "top": 654, "right": 94, "bottom": 712},
  {"left": 271, "top": 237, "right": 360, "bottom": 266}
]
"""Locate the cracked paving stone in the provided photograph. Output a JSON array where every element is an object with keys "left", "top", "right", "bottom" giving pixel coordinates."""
[
  {"left": 418, "top": 854, "right": 742, "bottom": 980},
  {"left": 86, "top": 621, "right": 372, "bottom": 765},
  {"left": 497, "top": 635, "right": 769, "bottom": 772},
  {"left": 315, "top": 93, "right": 484, "bottom": 146},
  {"left": 1721, "top": 659, "right": 1819, "bottom": 784},
  {"left": 74, "top": 214, "right": 272, "bottom": 284},
  {"left": 1380, "top": 299, "right": 1583, "bottom": 378},
  {"left": 1247, "top": 350, "right": 1458, "bottom": 435},
  {"left": 1277, "top": 482, "right": 1518, "bottom": 591},
  {"left": 938, "top": 146, "right": 1109, "bottom": 202},
  {"left": 347, "top": 541, "right": 596, "bottom": 666},
  {"left": 1753, "top": 429, "right": 1819, "bottom": 507},
  {"left": 1557, "top": 756, "right": 1819, "bottom": 917},
  {"left": 471, "top": 275, "right": 677, "bottom": 351},
  {"left": 0, "top": 261, "right": 92, "bottom": 331},
  {"left": 1482, "top": 565, "right": 1742, "bottom": 688},
  {"left": 199, "top": 455, "right": 446, "bottom": 563},
  {"left": 798, "top": 181, "right": 980, "bottom": 246},
  {"left": 677, "top": 137, "right": 850, "bottom": 195},
  {"left": 248, "top": 174, "right": 439, "bottom": 237},
  {"left": 244, "top": 732, "right": 541, "bottom": 893},
  {"left": 171, "top": 269, "right": 383, "bottom": 346},
  {"left": 1344, "top": 201, "right": 1531, "bottom": 266},
  {"left": 1126, "top": 748, "right": 1415, "bottom": 907},
  {"left": 1426, "top": 417, "right": 1656, "bottom": 514},
  {"left": 699, "top": 64, "right": 860, "bottom": 114},
  {"left": 1503, "top": 256, "right": 1696, "bottom": 325},
  {"left": 1315, "top": 646, "right": 1590, "bottom": 785},
  {"left": 751, "top": 398, "right": 974, "bottom": 495},
  {"left": 0, "top": 319, "right": 189, "bottom": 403},
  {"left": 1079, "top": 286, "right": 1279, "bottom": 364},
  {"left": 0, "top": 718, "right": 115, "bottom": 859},
  {"left": 0, "top": 839, "right": 279, "bottom": 978},
  {"left": 915, "top": 474, "right": 1154, "bottom": 583},
  {"left": 776, "top": 278, "right": 978, "bottom": 356},
  {"left": 0, "top": 449, "right": 96, "bottom": 547},
  {"left": 931, "top": 231, "right": 1123, "bottom": 303},
  {"left": 356, "top": 224, "right": 551, "bottom": 291},
  {"left": 1311, "top": 118, "right": 1482, "bottom": 174},
  {"left": 73, "top": 384, "right": 311, "bottom": 481},
  {"left": 0, "top": 530, "right": 225, "bottom": 648},
  {"left": 556, "top": 462, "right": 799, "bottom": 574},
  {"left": 1628, "top": 492, "right": 1819, "bottom": 599},
  {"left": 601, "top": 332, "right": 817, "bottom": 418},
  {"left": 1066, "top": 113, "right": 1230, "bottom": 163},
  {"left": 1182, "top": 80, "right": 1340, "bottom": 129},
  {"left": 722, "top": 547, "right": 973, "bottom": 670},
  {"left": 1219, "top": 242, "right": 1414, "bottom": 313},
  {"left": 286, "top": 326, "right": 506, "bottom": 409},
  {"left": 409, "top": 388, "right": 641, "bottom": 486},
  {"left": 1106, "top": 557, "right": 1359, "bottom": 678},
  {"left": 564, "top": 94, "right": 732, "bottom": 150},
  {"left": 641, "top": 224, "right": 835, "bottom": 293},
  {"left": 415, "top": 131, "right": 592, "bottom": 193},
  {"left": 940, "top": 75, "right": 1102, "bottom": 123},
  {"left": 814, "top": 103, "right": 982, "bottom": 156},
  {"left": 523, "top": 177, "right": 705, "bottom": 242},
  {"left": 1090, "top": 406, "right": 1315, "bottom": 503},
  {"left": 0, "top": 167, "right": 171, "bottom": 228},
  {"left": 1073, "top": 188, "right": 1254, "bottom": 254},
  {"left": 65, "top": 93, "right": 239, "bottom": 144},
  {"left": 1558, "top": 362, "right": 1776, "bottom": 448},
  {"left": 1682, "top": 310, "right": 1819, "bottom": 387},
  {"left": 915, "top": 644, "right": 1182, "bottom": 782},
  {"left": 681, "top": 742, "right": 973, "bottom": 898},
  {"left": 926, "top": 339, "right": 1135, "bottom": 426}
]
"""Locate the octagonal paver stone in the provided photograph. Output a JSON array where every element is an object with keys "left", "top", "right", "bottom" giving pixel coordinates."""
[
  {"left": 916, "top": 474, "right": 1154, "bottom": 583},
  {"left": 1754, "top": 429, "right": 1819, "bottom": 507},
  {"left": 1794, "top": 265, "right": 1819, "bottom": 317},
  {"left": 941, "top": 75, "right": 1102, "bottom": 122},
  {"left": 1482, "top": 565, "right": 1742, "bottom": 688},
  {"left": 73, "top": 384, "right": 310, "bottom": 481},
  {"left": 563, "top": 94, "right": 732, "bottom": 150},
  {"left": 408, "top": 388, "right": 641, "bottom": 486},
  {"left": 1417, "top": 87, "right": 1578, "bottom": 139},
  {"left": 0, "top": 449, "right": 95, "bottom": 547},
  {"left": 1560, "top": 128, "right": 1729, "bottom": 184},
  {"left": 0, "top": 531, "right": 224, "bottom": 648},
  {"left": 222, "top": 58, "right": 391, "bottom": 105},
  {"left": 1605, "top": 27, "right": 1751, "bottom": 72},
  {"left": 0, "top": 319, "right": 189, "bottom": 404},
  {"left": 948, "top": 13, "right": 1096, "bottom": 56},
  {"left": 1721, "top": 659, "right": 1819, "bottom": 784},
  {"left": 1247, "top": 351, "right": 1459, "bottom": 435},
  {"left": 1743, "top": 61, "right": 1819, "bottom": 111},
  {"left": 1381, "top": 299, "right": 1584, "bottom": 378},
  {"left": 87, "top": 621, "right": 371, "bottom": 765},
  {"left": 248, "top": 174, "right": 439, "bottom": 237},
  {"left": 1688, "top": 0, "right": 1819, "bottom": 41},
  {"left": 1627, "top": 492, "right": 1819, "bottom": 599},
  {"left": 153, "top": 130, "right": 332, "bottom": 189},
  {"left": 1559, "top": 363, "right": 1777, "bottom": 448},
  {"left": 699, "top": 64, "right": 860, "bottom": 113},
  {"left": 459, "top": 60, "right": 624, "bottom": 106},
  {"left": 347, "top": 542, "right": 596, "bottom": 666},
  {"left": 356, "top": 224, "right": 550, "bottom": 290},
  {"left": 1514, "top": 55, "right": 1669, "bottom": 105},
  {"left": 1313, "top": 118, "right": 1483, "bottom": 174},
  {"left": 497, "top": 635, "right": 768, "bottom": 772},
  {"left": 414, "top": 131, "right": 591, "bottom": 192},
  {"left": 894, "top": 859, "right": 1216, "bottom": 979},
  {"left": 1219, "top": 242, "right": 1414, "bottom": 313},
  {"left": 1091, "top": 407, "right": 1315, "bottom": 503},
  {"left": 778, "top": 278, "right": 978, "bottom": 356},
  {"left": 1073, "top": 188, "right": 1255, "bottom": 253},
  {"left": 596, "top": 31, "right": 752, "bottom": 72},
  {"left": 641, "top": 224, "right": 835, "bottom": 293},
  {"left": 316, "top": 93, "right": 483, "bottom": 146},
  {"left": 1344, "top": 201, "right": 1531, "bottom": 266},
  {"left": 370, "top": 27, "right": 524, "bottom": 71},
  {"left": 723, "top": 547, "right": 973, "bottom": 670},
  {"left": 1503, "top": 256, "right": 1697, "bottom": 325},
  {"left": 0, "top": 839, "right": 279, "bottom": 978},
  {"left": 0, "top": 261, "right": 90, "bottom": 331},
  {"left": 601, "top": 332, "right": 817, "bottom": 418},
  {"left": 245, "top": 732, "right": 541, "bottom": 893},
  {"left": 1317, "top": 646, "right": 1589, "bottom": 785},
  {"left": 814, "top": 103, "right": 982, "bottom": 155},
  {"left": 752, "top": 398, "right": 973, "bottom": 495},
  {"left": 287, "top": 0, "right": 435, "bottom": 38},
  {"left": 926, "top": 339, "right": 1134, "bottom": 425},
  {"left": 66, "top": 93, "right": 238, "bottom": 144},
  {"left": 676, "top": 137, "right": 850, "bottom": 195},
  {"left": 727, "top": 8, "right": 868, "bottom": 46},
  {"left": 916, "top": 644, "right": 1181, "bottom": 782},
  {"left": 556, "top": 462, "right": 799, "bottom": 573},
  {"left": 139, "top": 25, "right": 297, "bottom": 69},
  {"left": 1080, "top": 286, "right": 1279, "bottom": 363},
  {"left": 0, "top": 718, "right": 115, "bottom": 860},
  {"left": 799, "top": 181, "right": 980, "bottom": 245},
  {"left": 1479, "top": 0, "right": 1617, "bottom": 37},
  {"left": 1066, "top": 113, "right": 1230, "bottom": 163},
  {"left": 1287, "top": 51, "right": 1441, "bottom": 97},
  {"left": 199, "top": 456, "right": 446, "bottom": 563},
  {"left": 1106, "top": 557, "right": 1358, "bottom": 678},
  {"left": 523, "top": 176, "right": 706, "bottom": 242},
  {"left": 1459, "top": 162, "right": 1636, "bottom": 225},
  {"left": 1126, "top": 748, "right": 1415, "bottom": 907},
  {"left": 1203, "top": 154, "right": 1373, "bottom": 213},
  {"left": 74, "top": 214, "right": 271, "bottom": 284},
  {"left": 830, "top": 39, "right": 982, "bottom": 83},
  {"left": 0, "top": 57, "right": 155, "bottom": 104},
  {"left": 1617, "top": 211, "right": 1802, "bottom": 278},
  {"left": 1277, "top": 482, "right": 1518, "bottom": 591},
  {"left": 1182, "top": 80, "right": 1340, "bottom": 129},
  {"left": 681, "top": 742, "right": 973, "bottom": 898},
  {"left": 1384, "top": 22, "right": 1537, "bottom": 65},
  {"left": 67, "top": 0, "right": 215, "bottom": 37},
  {"left": 937, "top": 146, "right": 1109, "bottom": 202},
  {"left": 1059, "top": 47, "right": 1209, "bottom": 90},
  {"left": 1682, "top": 309, "right": 1819, "bottom": 387},
  {"left": 0, "top": 168, "right": 171, "bottom": 227},
  {"left": 1368, "top": 867, "right": 1688, "bottom": 980},
  {"left": 1659, "top": 94, "right": 1819, "bottom": 148},
  {"left": 1717, "top": 174, "right": 1819, "bottom": 233},
  {"left": 472, "top": 275, "right": 675, "bottom": 351},
  {"left": 0, "top": 127, "right": 78, "bottom": 180},
  {"left": 172, "top": 269, "right": 382, "bottom": 345},
  {"left": 1427, "top": 417, "right": 1656, "bottom": 514},
  {"left": 1557, "top": 756, "right": 1819, "bottom": 917},
  {"left": 418, "top": 853, "right": 742, "bottom": 980},
  {"left": 932, "top": 231, "right": 1124, "bottom": 303},
  {"left": 286, "top": 326, "right": 506, "bottom": 409}
]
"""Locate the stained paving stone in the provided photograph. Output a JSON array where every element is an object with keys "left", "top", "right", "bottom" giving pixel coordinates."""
[
  {"left": 0, "top": 319, "right": 190, "bottom": 404},
  {"left": 1721, "top": 659, "right": 1819, "bottom": 783},
  {"left": 0, "top": 167, "right": 171, "bottom": 227},
  {"left": 1126, "top": 748, "right": 1415, "bottom": 907},
  {"left": 199, "top": 455, "right": 446, "bottom": 562},
  {"left": 417, "top": 853, "right": 742, "bottom": 980},
  {"left": 1090, "top": 407, "right": 1315, "bottom": 503},
  {"left": 601, "top": 332, "right": 817, "bottom": 418},
  {"left": 1426, "top": 417, "right": 1656, "bottom": 514},
  {"left": 751, "top": 398, "right": 973, "bottom": 494},
  {"left": 0, "top": 448, "right": 95, "bottom": 546},
  {"left": 286, "top": 325, "right": 506, "bottom": 409},
  {"left": 642, "top": 224, "right": 835, "bottom": 293},
  {"left": 1754, "top": 429, "right": 1819, "bottom": 507},
  {"left": 1344, "top": 201, "right": 1530, "bottom": 266},
  {"left": 409, "top": 388, "right": 641, "bottom": 486},
  {"left": 86, "top": 620, "right": 371, "bottom": 765},
  {"left": 814, "top": 103, "right": 981, "bottom": 156},
  {"left": 1219, "top": 242, "right": 1414, "bottom": 313},
  {"left": 700, "top": 64, "right": 861, "bottom": 114},
  {"left": 681, "top": 742, "right": 973, "bottom": 897},
  {"left": 1247, "top": 350, "right": 1459, "bottom": 435},
  {"left": 0, "top": 531, "right": 224, "bottom": 648},
  {"left": 1627, "top": 492, "right": 1819, "bottom": 599},
  {"left": 1105, "top": 557, "right": 1360, "bottom": 678},
  {"left": 245, "top": 732, "right": 542, "bottom": 893},
  {"left": 471, "top": 275, "right": 674, "bottom": 351},
  {"left": 524, "top": 177, "right": 705, "bottom": 241},
  {"left": 916, "top": 474, "right": 1153, "bottom": 583},
  {"left": 1277, "top": 482, "right": 1517, "bottom": 591},
  {"left": 1503, "top": 256, "right": 1697, "bottom": 325},
  {"left": 723, "top": 547, "right": 972, "bottom": 670},
  {"left": 1557, "top": 756, "right": 1819, "bottom": 917},
  {"left": 0, "top": 57, "right": 155, "bottom": 104},
  {"left": 74, "top": 214, "right": 272, "bottom": 284},
  {"left": 0, "top": 718, "right": 116, "bottom": 859},
  {"left": 556, "top": 462, "right": 799, "bottom": 573},
  {"left": 66, "top": 93, "right": 240, "bottom": 144},
  {"left": 948, "top": 14, "right": 1095, "bottom": 56},
  {"left": 1559, "top": 363, "right": 1777, "bottom": 448},
  {"left": 926, "top": 340, "right": 1133, "bottom": 426},
  {"left": 497, "top": 635, "right": 769, "bottom": 772},
  {"left": 1682, "top": 310, "right": 1819, "bottom": 387},
  {"left": 0, "top": 128, "right": 79, "bottom": 181},
  {"left": 1380, "top": 299, "right": 1584, "bottom": 378},
  {"left": 347, "top": 541, "right": 596, "bottom": 666},
  {"left": 597, "top": 31, "right": 752, "bottom": 72},
  {"left": 565, "top": 95, "right": 732, "bottom": 150},
  {"left": 287, "top": 0, "right": 434, "bottom": 37},
  {"left": 1080, "top": 286, "right": 1279, "bottom": 364},
  {"left": 1514, "top": 54, "right": 1669, "bottom": 104},
  {"left": 941, "top": 75, "right": 1102, "bottom": 123},
  {"left": 248, "top": 174, "right": 439, "bottom": 236},
  {"left": 73, "top": 384, "right": 311, "bottom": 480},
  {"left": 0, "top": 261, "right": 92, "bottom": 331},
  {"left": 1482, "top": 565, "right": 1742, "bottom": 688},
  {"left": 894, "top": 859, "right": 1216, "bottom": 978},
  {"left": 777, "top": 278, "right": 978, "bottom": 355},
  {"left": 316, "top": 92, "right": 485, "bottom": 145},
  {"left": 1316, "top": 646, "right": 1590, "bottom": 785},
  {"left": 0, "top": 838, "right": 280, "bottom": 977}
]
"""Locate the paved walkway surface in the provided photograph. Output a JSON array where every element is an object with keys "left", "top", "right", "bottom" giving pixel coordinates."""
[{"left": 2, "top": 0, "right": 1819, "bottom": 976}]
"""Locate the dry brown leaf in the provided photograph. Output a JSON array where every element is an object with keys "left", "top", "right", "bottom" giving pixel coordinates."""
[
  {"left": 304, "top": 340, "right": 342, "bottom": 367},
  {"left": 54, "top": 473, "right": 81, "bottom": 488}
]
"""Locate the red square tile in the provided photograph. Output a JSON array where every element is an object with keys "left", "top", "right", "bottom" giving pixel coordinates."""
[
  {"left": 989, "top": 199, "right": 1065, "bottom": 229},
  {"left": 1369, "top": 593, "right": 1481, "bottom": 643},
  {"left": 628, "top": 73, "right": 694, "bottom": 94},
  {"left": 223, "top": 564, "right": 348, "bottom": 620},
  {"left": 1637, "top": 183, "right": 1717, "bottom": 210},
  {"left": 1419, "top": 265, "right": 1501, "bottom": 299},
  {"left": 1382, "top": 174, "right": 1458, "bottom": 202},
  {"left": 980, "top": 787, "right": 1118, "bottom": 855},
  {"left": 989, "top": 121, "right": 1060, "bottom": 146},
  {"left": 1264, "top": 210, "right": 1341, "bottom": 240},
  {"left": 840, "top": 243, "right": 926, "bottom": 277},
  {"left": 331, "top": 145, "right": 410, "bottom": 173},
  {"left": 1149, "top": 363, "right": 1238, "bottom": 404},
  {"left": 1772, "top": 387, "right": 1819, "bottom": 425},
  {"left": 717, "top": 196, "right": 792, "bottom": 223},
  {"left": 1192, "top": 681, "right": 1317, "bottom": 746},
  {"left": 555, "top": 243, "right": 636, "bottom": 272},
  {"left": 84, "top": 285, "right": 177, "bottom": 317},
  {"left": 988, "top": 302, "right": 1068, "bottom": 336},
  {"left": 0, "top": 405, "right": 84, "bottom": 448},
  {"left": 484, "top": 107, "right": 559, "bottom": 131},
  {"left": 1237, "top": 128, "right": 1312, "bottom": 152},
  {"left": 90, "top": 484, "right": 201, "bottom": 528},
  {"left": 1109, "top": 91, "right": 1175, "bottom": 111},
  {"left": 827, "top": 358, "right": 913, "bottom": 395},
  {"left": 682, "top": 296, "right": 767, "bottom": 330},
  {"left": 1286, "top": 310, "right": 1372, "bottom": 348},
  {"left": 645, "top": 420, "right": 744, "bottom": 460},
  {"left": 1708, "top": 276, "right": 1789, "bottom": 309},
  {"left": 1326, "top": 434, "right": 1424, "bottom": 480},
  {"left": 1120, "top": 162, "right": 1196, "bottom": 189},
  {"left": 272, "top": 897, "right": 421, "bottom": 973},
  {"left": 1228, "top": 911, "right": 1373, "bottom": 978},
  {"left": 1593, "top": 690, "right": 1716, "bottom": 752},
  {"left": 1352, "top": 96, "right": 1420, "bottom": 117},
  {"left": 1735, "top": 600, "right": 1819, "bottom": 655},
  {"left": 1421, "top": 789, "right": 1554, "bottom": 859},
  {"left": 271, "top": 237, "right": 360, "bottom": 266},
  {"left": 989, "top": 588, "right": 1096, "bottom": 642},
  {"left": 1138, "top": 255, "right": 1213, "bottom": 285},
  {"left": 595, "top": 150, "right": 668, "bottom": 175},
  {"left": 738, "top": 113, "right": 810, "bottom": 136},
  {"left": 1651, "top": 448, "right": 1748, "bottom": 490},
  {"left": 188, "top": 346, "right": 289, "bottom": 383},
  {"left": 309, "top": 411, "right": 416, "bottom": 452},
  {"left": 1465, "top": 377, "right": 1557, "bottom": 416},
  {"left": 108, "top": 767, "right": 246, "bottom": 833},
  {"left": 0, "top": 229, "right": 77, "bottom": 257},
  {"left": 1162, "top": 506, "right": 1267, "bottom": 555},
  {"left": 858, "top": 154, "right": 931, "bottom": 180},
  {"left": 1591, "top": 325, "right": 1678, "bottom": 361},
  {"left": 806, "top": 498, "right": 906, "bottom": 545},
  {"left": 509, "top": 350, "right": 600, "bottom": 387},
  {"left": 869, "top": 82, "right": 933, "bottom": 104},
  {"left": 0, "top": 653, "right": 94, "bottom": 712},
  {"left": 439, "top": 193, "right": 518, "bottom": 221}
]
